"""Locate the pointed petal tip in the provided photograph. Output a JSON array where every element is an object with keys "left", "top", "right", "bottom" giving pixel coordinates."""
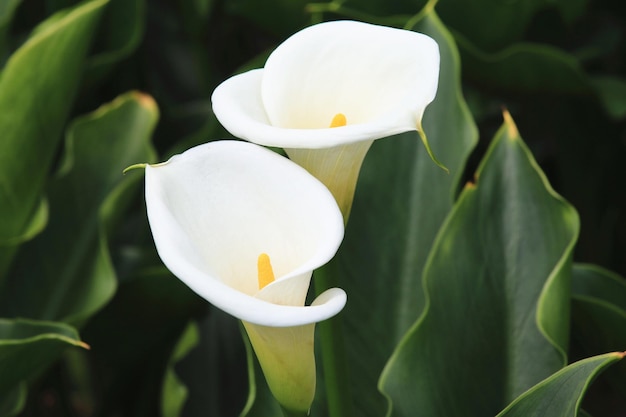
[
  {"left": 312, "top": 287, "right": 347, "bottom": 308},
  {"left": 242, "top": 287, "right": 346, "bottom": 328},
  {"left": 418, "top": 125, "right": 448, "bottom": 173},
  {"left": 123, "top": 163, "right": 147, "bottom": 174},
  {"left": 212, "top": 20, "right": 440, "bottom": 150}
]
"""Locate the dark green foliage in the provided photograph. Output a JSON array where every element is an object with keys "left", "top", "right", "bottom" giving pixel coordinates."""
[{"left": 0, "top": 0, "right": 624, "bottom": 416}]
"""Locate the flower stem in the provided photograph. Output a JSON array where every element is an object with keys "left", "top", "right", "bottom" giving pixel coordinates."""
[
  {"left": 280, "top": 406, "right": 308, "bottom": 417},
  {"left": 315, "top": 264, "right": 353, "bottom": 417}
]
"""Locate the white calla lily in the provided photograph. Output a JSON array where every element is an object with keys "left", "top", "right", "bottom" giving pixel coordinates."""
[
  {"left": 144, "top": 140, "right": 346, "bottom": 412},
  {"left": 212, "top": 20, "right": 441, "bottom": 219}
]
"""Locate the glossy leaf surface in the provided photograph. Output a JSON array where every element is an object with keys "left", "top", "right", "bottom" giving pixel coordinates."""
[
  {"left": 315, "top": 7, "right": 478, "bottom": 416},
  {"left": 0, "top": 0, "right": 624, "bottom": 415},
  {"left": 457, "top": 36, "right": 591, "bottom": 94},
  {"left": 591, "top": 77, "right": 626, "bottom": 120},
  {"left": 0, "top": 318, "right": 87, "bottom": 395},
  {"left": 436, "top": 0, "right": 587, "bottom": 51},
  {"left": 0, "top": 384, "right": 25, "bottom": 417},
  {"left": 0, "top": 0, "right": 108, "bottom": 280},
  {"left": 81, "top": 266, "right": 206, "bottom": 415},
  {"left": 570, "top": 264, "right": 626, "bottom": 416},
  {"left": 0, "top": 0, "right": 21, "bottom": 59},
  {"left": 380, "top": 114, "right": 579, "bottom": 416},
  {"left": 497, "top": 352, "right": 624, "bottom": 416},
  {"left": 161, "top": 322, "right": 199, "bottom": 417},
  {"left": 87, "top": 0, "right": 145, "bottom": 79},
  {"left": 0, "top": 92, "right": 158, "bottom": 325}
]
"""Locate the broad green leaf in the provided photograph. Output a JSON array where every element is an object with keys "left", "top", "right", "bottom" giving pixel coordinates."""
[
  {"left": 380, "top": 113, "right": 580, "bottom": 416},
  {"left": 0, "top": 0, "right": 20, "bottom": 28},
  {"left": 0, "top": 318, "right": 87, "bottom": 396},
  {"left": 456, "top": 34, "right": 592, "bottom": 94},
  {"left": 87, "top": 0, "right": 145, "bottom": 80},
  {"left": 0, "top": 384, "right": 25, "bottom": 417},
  {"left": 0, "top": 0, "right": 21, "bottom": 60},
  {"left": 590, "top": 76, "right": 626, "bottom": 120},
  {"left": 163, "top": 101, "right": 228, "bottom": 158},
  {"left": 163, "top": 309, "right": 250, "bottom": 417},
  {"left": 572, "top": 264, "right": 626, "bottom": 312},
  {"left": 81, "top": 267, "right": 206, "bottom": 415},
  {"left": 0, "top": 0, "right": 108, "bottom": 282},
  {"left": 139, "top": 3, "right": 213, "bottom": 111},
  {"left": 570, "top": 264, "right": 626, "bottom": 415},
  {"left": 161, "top": 321, "right": 199, "bottom": 417},
  {"left": 0, "top": 92, "right": 158, "bottom": 325},
  {"left": 496, "top": 352, "right": 624, "bottom": 416},
  {"left": 60, "top": 348, "right": 96, "bottom": 414},
  {"left": 316, "top": 6, "right": 477, "bottom": 416},
  {"left": 435, "top": 0, "right": 587, "bottom": 51}
]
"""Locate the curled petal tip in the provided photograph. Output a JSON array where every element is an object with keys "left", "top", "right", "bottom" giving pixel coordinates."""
[
  {"left": 145, "top": 140, "right": 345, "bottom": 327},
  {"left": 122, "top": 163, "right": 147, "bottom": 174},
  {"left": 212, "top": 20, "right": 440, "bottom": 149}
]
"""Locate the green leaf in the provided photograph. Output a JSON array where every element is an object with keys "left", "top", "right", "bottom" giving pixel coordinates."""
[
  {"left": 87, "top": 0, "right": 145, "bottom": 80},
  {"left": 590, "top": 76, "right": 626, "bottom": 120},
  {"left": 81, "top": 267, "right": 206, "bottom": 415},
  {"left": 570, "top": 264, "right": 626, "bottom": 415},
  {"left": 161, "top": 309, "right": 251, "bottom": 417},
  {"left": 0, "top": 383, "right": 25, "bottom": 417},
  {"left": 456, "top": 34, "right": 592, "bottom": 94},
  {"left": 0, "top": 0, "right": 21, "bottom": 60},
  {"left": 0, "top": 318, "right": 87, "bottom": 396},
  {"left": 317, "top": 7, "right": 478, "bottom": 416},
  {"left": 161, "top": 321, "right": 200, "bottom": 417},
  {"left": 572, "top": 264, "right": 626, "bottom": 313},
  {"left": 0, "top": 0, "right": 109, "bottom": 282},
  {"left": 0, "top": 92, "right": 158, "bottom": 325},
  {"left": 435, "top": 0, "right": 587, "bottom": 51},
  {"left": 380, "top": 113, "right": 580, "bottom": 416},
  {"left": 496, "top": 352, "right": 624, "bottom": 416}
]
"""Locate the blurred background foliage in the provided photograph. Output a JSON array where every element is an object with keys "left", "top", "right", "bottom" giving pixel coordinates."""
[{"left": 0, "top": 0, "right": 624, "bottom": 416}]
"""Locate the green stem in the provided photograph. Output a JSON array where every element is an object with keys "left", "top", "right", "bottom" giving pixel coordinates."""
[
  {"left": 315, "top": 264, "right": 353, "bottom": 417},
  {"left": 281, "top": 406, "right": 309, "bottom": 417}
]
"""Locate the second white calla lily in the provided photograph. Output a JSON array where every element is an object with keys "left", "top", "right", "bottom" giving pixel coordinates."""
[
  {"left": 144, "top": 140, "right": 346, "bottom": 412},
  {"left": 212, "top": 20, "right": 441, "bottom": 219}
]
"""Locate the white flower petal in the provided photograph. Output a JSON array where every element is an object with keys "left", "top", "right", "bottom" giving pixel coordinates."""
[
  {"left": 243, "top": 321, "right": 316, "bottom": 412},
  {"left": 211, "top": 71, "right": 404, "bottom": 148},
  {"left": 211, "top": 20, "right": 440, "bottom": 148},
  {"left": 145, "top": 140, "right": 345, "bottom": 327},
  {"left": 285, "top": 140, "right": 373, "bottom": 219},
  {"left": 263, "top": 20, "right": 438, "bottom": 129},
  {"left": 242, "top": 288, "right": 347, "bottom": 412}
]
